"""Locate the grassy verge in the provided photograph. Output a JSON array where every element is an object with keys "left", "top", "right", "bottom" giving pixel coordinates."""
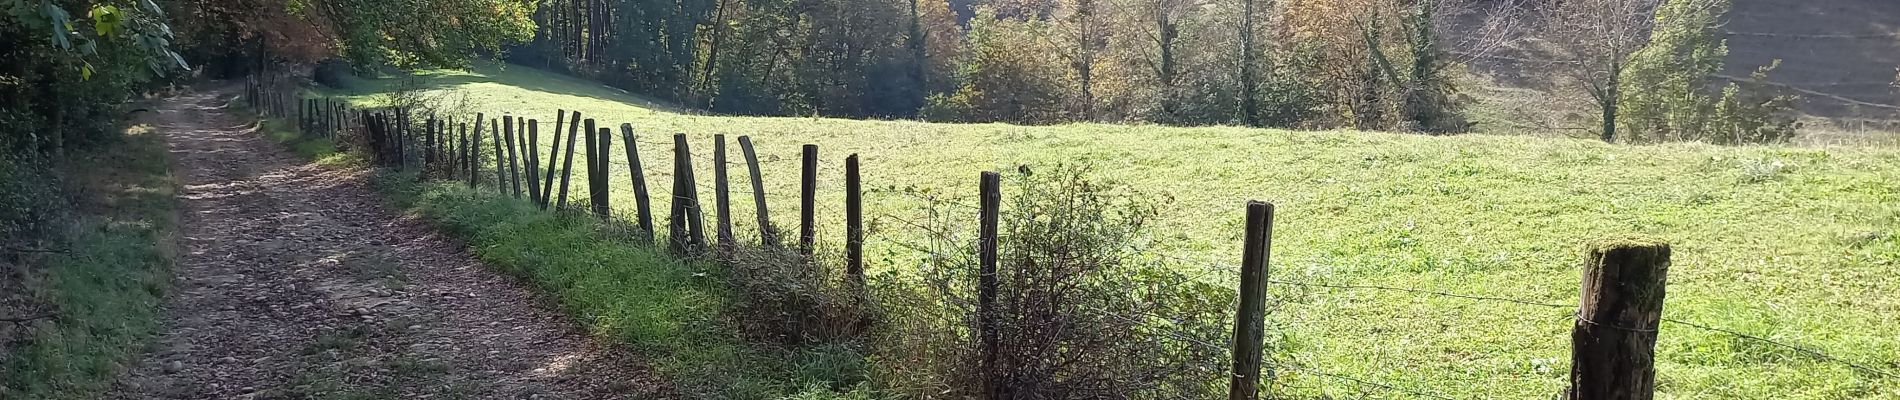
[
  {"left": 1, "top": 121, "right": 180, "bottom": 398},
  {"left": 254, "top": 92, "right": 865, "bottom": 399},
  {"left": 318, "top": 62, "right": 1900, "bottom": 399}
]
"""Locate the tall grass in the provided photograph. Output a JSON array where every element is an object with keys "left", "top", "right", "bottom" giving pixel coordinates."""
[{"left": 1, "top": 126, "right": 179, "bottom": 399}]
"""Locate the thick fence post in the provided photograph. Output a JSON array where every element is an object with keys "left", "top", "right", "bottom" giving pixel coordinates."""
[
  {"left": 544, "top": 110, "right": 566, "bottom": 208},
  {"left": 844, "top": 154, "right": 863, "bottom": 287},
  {"left": 490, "top": 118, "right": 506, "bottom": 191},
  {"left": 504, "top": 115, "right": 522, "bottom": 198},
  {"left": 669, "top": 133, "right": 708, "bottom": 255},
  {"left": 592, "top": 126, "right": 612, "bottom": 218},
  {"left": 976, "top": 171, "right": 1002, "bottom": 399},
  {"left": 557, "top": 111, "right": 582, "bottom": 209},
  {"left": 525, "top": 119, "right": 542, "bottom": 205},
  {"left": 713, "top": 134, "right": 735, "bottom": 254},
  {"left": 1228, "top": 201, "right": 1274, "bottom": 400},
  {"left": 621, "top": 124, "right": 653, "bottom": 238},
  {"left": 462, "top": 122, "right": 475, "bottom": 189},
  {"left": 1568, "top": 239, "right": 1671, "bottom": 400},
  {"left": 737, "top": 136, "right": 775, "bottom": 246},
  {"left": 799, "top": 144, "right": 818, "bottom": 256}
]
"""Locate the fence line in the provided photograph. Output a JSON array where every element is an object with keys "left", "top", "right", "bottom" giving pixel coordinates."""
[{"left": 245, "top": 75, "right": 1898, "bottom": 398}]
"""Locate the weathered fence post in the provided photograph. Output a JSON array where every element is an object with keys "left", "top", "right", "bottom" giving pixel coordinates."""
[
  {"left": 525, "top": 120, "right": 542, "bottom": 205},
  {"left": 504, "top": 115, "right": 522, "bottom": 198},
  {"left": 541, "top": 116, "right": 562, "bottom": 208},
  {"left": 737, "top": 136, "right": 775, "bottom": 246},
  {"left": 396, "top": 108, "right": 409, "bottom": 169},
  {"left": 544, "top": 110, "right": 565, "bottom": 208},
  {"left": 799, "top": 144, "right": 818, "bottom": 256},
  {"left": 581, "top": 119, "right": 601, "bottom": 214},
  {"left": 424, "top": 118, "right": 436, "bottom": 165},
  {"left": 592, "top": 126, "right": 612, "bottom": 219},
  {"left": 462, "top": 122, "right": 475, "bottom": 189},
  {"left": 620, "top": 124, "right": 654, "bottom": 238},
  {"left": 976, "top": 171, "right": 1002, "bottom": 399},
  {"left": 490, "top": 118, "right": 506, "bottom": 191},
  {"left": 713, "top": 134, "right": 735, "bottom": 255},
  {"left": 556, "top": 111, "right": 582, "bottom": 209},
  {"left": 1568, "top": 239, "right": 1671, "bottom": 400},
  {"left": 1228, "top": 201, "right": 1274, "bottom": 400},
  {"left": 669, "top": 133, "right": 709, "bottom": 255},
  {"left": 844, "top": 154, "right": 863, "bottom": 287}
]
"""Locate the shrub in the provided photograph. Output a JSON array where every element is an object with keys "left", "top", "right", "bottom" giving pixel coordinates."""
[{"left": 873, "top": 165, "right": 1230, "bottom": 399}]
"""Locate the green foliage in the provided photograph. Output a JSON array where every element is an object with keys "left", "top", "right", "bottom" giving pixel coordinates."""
[
  {"left": 321, "top": 0, "right": 535, "bottom": 70},
  {"left": 937, "top": 10, "right": 1071, "bottom": 124},
  {"left": 2, "top": 0, "right": 185, "bottom": 158},
  {"left": 2, "top": 126, "right": 177, "bottom": 400},
  {"left": 1619, "top": 0, "right": 1795, "bottom": 144}
]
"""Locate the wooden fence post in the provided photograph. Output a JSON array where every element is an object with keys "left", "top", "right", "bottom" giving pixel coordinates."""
[
  {"left": 592, "top": 126, "right": 612, "bottom": 218},
  {"left": 462, "top": 122, "right": 475, "bottom": 189},
  {"left": 544, "top": 110, "right": 565, "bottom": 208},
  {"left": 976, "top": 171, "right": 1002, "bottom": 399},
  {"left": 621, "top": 124, "right": 654, "bottom": 239},
  {"left": 525, "top": 119, "right": 542, "bottom": 205},
  {"left": 397, "top": 108, "right": 408, "bottom": 169},
  {"left": 490, "top": 118, "right": 506, "bottom": 191},
  {"left": 557, "top": 111, "right": 582, "bottom": 209},
  {"left": 844, "top": 154, "right": 863, "bottom": 287},
  {"left": 669, "top": 133, "right": 708, "bottom": 254},
  {"left": 1228, "top": 201, "right": 1274, "bottom": 400},
  {"left": 1568, "top": 239, "right": 1671, "bottom": 400},
  {"left": 504, "top": 115, "right": 522, "bottom": 198},
  {"left": 799, "top": 144, "right": 818, "bottom": 256},
  {"left": 424, "top": 118, "right": 437, "bottom": 168},
  {"left": 737, "top": 136, "right": 775, "bottom": 246},
  {"left": 714, "top": 134, "right": 735, "bottom": 254}
]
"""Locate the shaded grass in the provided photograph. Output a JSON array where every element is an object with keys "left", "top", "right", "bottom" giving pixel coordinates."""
[
  {"left": 375, "top": 178, "right": 866, "bottom": 398},
  {"left": 0, "top": 123, "right": 179, "bottom": 399},
  {"left": 321, "top": 62, "right": 1900, "bottom": 399},
  {"left": 249, "top": 92, "right": 864, "bottom": 398}
]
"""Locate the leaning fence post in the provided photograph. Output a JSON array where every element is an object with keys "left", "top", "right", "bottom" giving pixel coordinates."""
[
  {"left": 621, "top": 124, "right": 653, "bottom": 238},
  {"left": 462, "top": 122, "right": 475, "bottom": 189},
  {"left": 737, "top": 136, "right": 776, "bottom": 246},
  {"left": 557, "top": 111, "right": 582, "bottom": 209},
  {"left": 592, "top": 126, "right": 612, "bottom": 218},
  {"left": 844, "top": 154, "right": 863, "bottom": 287},
  {"left": 799, "top": 144, "right": 818, "bottom": 256},
  {"left": 1228, "top": 201, "right": 1274, "bottom": 400},
  {"left": 1568, "top": 239, "right": 1670, "bottom": 400},
  {"left": 525, "top": 119, "right": 542, "bottom": 205},
  {"left": 504, "top": 115, "right": 522, "bottom": 198},
  {"left": 544, "top": 110, "right": 565, "bottom": 206},
  {"left": 670, "top": 133, "right": 708, "bottom": 255},
  {"left": 976, "top": 171, "right": 1002, "bottom": 399},
  {"left": 713, "top": 134, "right": 735, "bottom": 255},
  {"left": 490, "top": 118, "right": 506, "bottom": 191}
]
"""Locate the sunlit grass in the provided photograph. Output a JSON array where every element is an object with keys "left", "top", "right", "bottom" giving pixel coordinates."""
[{"left": 328, "top": 62, "right": 1900, "bottom": 399}]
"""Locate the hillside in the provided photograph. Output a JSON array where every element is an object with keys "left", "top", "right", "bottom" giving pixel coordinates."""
[
  {"left": 1468, "top": 0, "right": 1900, "bottom": 145},
  {"left": 328, "top": 63, "right": 1900, "bottom": 399}
]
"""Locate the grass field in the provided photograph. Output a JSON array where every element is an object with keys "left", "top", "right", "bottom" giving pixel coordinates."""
[
  {"left": 2, "top": 118, "right": 179, "bottom": 399},
  {"left": 325, "top": 63, "right": 1900, "bottom": 399}
]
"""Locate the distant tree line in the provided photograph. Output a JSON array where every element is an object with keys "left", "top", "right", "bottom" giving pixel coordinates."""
[{"left": 508, "top": 0, "right": 1525, "bottom": 131}]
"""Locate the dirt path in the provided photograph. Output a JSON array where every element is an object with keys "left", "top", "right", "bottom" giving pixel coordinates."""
[{"left": 110, "top": 87, "right": 666, "bottom": 399}]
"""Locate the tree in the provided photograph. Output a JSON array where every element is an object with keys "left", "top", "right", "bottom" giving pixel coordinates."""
[
  {"left": 1054, "top": 0, "right": 1107, "bottom": 119},
  {"left": 1539, "top": 0, "right": 1663, "bottom": 143},
  {"left": 1237, "top": 0, "right": 1261, "bottom": 126}
]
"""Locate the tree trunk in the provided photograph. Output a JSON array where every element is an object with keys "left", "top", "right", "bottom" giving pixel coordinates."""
[
  {"left": 1601, "top": 65, "right": 1620, "bottom": 143},
  {"left": 1239, "top": 0, "right": 1260, "bottom": 126}
]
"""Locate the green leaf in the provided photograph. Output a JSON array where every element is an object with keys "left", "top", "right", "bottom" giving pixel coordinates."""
[
  {"left": 81, "top": 62, "right": 93, "bottom": 81},
  {"left": 91, "top": 5, "right": 123, "bottom": 37}
]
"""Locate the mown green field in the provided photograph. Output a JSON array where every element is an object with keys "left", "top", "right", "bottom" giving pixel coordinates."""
[{"left": 328, "top": 63, "right": 1900, "bottom": 399}]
